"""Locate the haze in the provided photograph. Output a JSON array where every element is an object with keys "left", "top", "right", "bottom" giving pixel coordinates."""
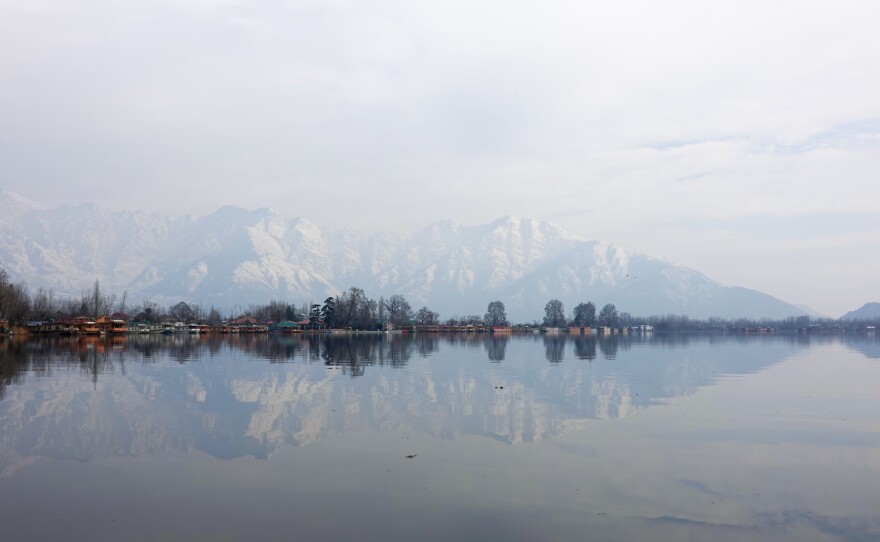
[{"left": 1, "top": 0, "right": 878, "bottom": 318}]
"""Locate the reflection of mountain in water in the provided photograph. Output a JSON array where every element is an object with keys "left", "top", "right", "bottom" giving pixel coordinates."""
[
  {"left": 0, "top": 333, "right": 843, "bottom": 472},
  {"left": 840, "top": 334, "right": 880, "bottom": 359}
]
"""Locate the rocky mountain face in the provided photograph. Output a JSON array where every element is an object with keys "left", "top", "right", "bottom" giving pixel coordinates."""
[{"left": 0, "top": 190, "right": 805, "bottom": 320}]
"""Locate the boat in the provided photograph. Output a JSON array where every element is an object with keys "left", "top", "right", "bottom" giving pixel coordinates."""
[{"left": 160, "top": 322, "right": 188, "bottom": 335}]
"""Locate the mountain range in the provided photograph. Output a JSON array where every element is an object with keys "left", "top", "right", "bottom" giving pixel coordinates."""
[
  {"left": 0, "top": 190, "right": 807, "bottom": 321},
  {"left": 840, "top": 302, "right": 880, "bottom": 321}
]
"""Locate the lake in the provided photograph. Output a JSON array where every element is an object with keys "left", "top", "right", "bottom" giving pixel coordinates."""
[{"left": 1, "top": 332, "right": 879, "bottom": 541}]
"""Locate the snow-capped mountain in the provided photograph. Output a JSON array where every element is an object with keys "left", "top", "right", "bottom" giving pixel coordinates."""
[{"left": 0, "top": 191, "right": 805, "bottom": 320}]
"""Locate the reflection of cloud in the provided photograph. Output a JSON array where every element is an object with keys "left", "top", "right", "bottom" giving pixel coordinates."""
[
  {"left": 755, "top": 510, "right": 880, "bottom": 541},
  {"left": 648, "top": 515, "right": 741, "bottom": 529},
  {"left": 679, "top": 478, "right": 724, "bottom": 497}
]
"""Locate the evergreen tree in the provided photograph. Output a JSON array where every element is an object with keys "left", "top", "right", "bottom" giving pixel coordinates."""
[
  {"left": 321, "top": 296, "right": 336, "bottom": 327},
  {"left": 309, "top": 303, "right": 321, "bottom": 328}
]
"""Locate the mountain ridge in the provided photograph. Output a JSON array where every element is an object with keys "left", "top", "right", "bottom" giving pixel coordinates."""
[
  {"left": 0, "top": 190, "right": 806, "bottom": 321},
  {"left": 840, "top": 302, "right": 880, "bottom": 321}
]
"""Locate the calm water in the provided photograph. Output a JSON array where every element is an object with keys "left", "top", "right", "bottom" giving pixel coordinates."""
[{"left": 1, "top": 332, "right": 879, "bottom": 541}]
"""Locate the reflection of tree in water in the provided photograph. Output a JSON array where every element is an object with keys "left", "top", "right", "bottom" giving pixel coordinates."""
[
  {"left": 414, "top": 334, "right": 440, "bottom": 358},
  {"left": 247, "top": 335, "right": 306, "bottom": 361},
  {"left": 317, "top": 335, "right": 379, "bottom": 376},
  {"left": 442, "top": 333, "right": 488, "bottom": 349},
  {"left": 124, "top": 334, "right": 208, "bottom": 363},
  {"left": 377, "top": 335, "right": 413, "bottom": 368},
  {"left": 0, "top": 338, "right": 27, "bottom": 399},
  {"left": 544, "top": 336, "right": 566, "bottom": 363},
  {"left": 573, "top": 337, "right": 597, "bottom": 361},
  {"left": 598, "top": 335, "right": 619, "bottom": 359},
  {"left": 485, "top": 336, "right": 508, "bottom": 362},
  {"left": 0, "top": 336, "right": 126, "bottom": 395},
  {"left": 305, "top": 335, "right": 324, "bottom": 361},
  {"left": 0, "top": 332, "right": 856, "bottom": 395},
  {"left": 313, "top": 334, "right": 419, "bottom": 376}
]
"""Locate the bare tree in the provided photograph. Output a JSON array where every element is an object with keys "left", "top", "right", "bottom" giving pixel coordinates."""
[
  {"left": 377, "top": 296, "right": 386, "bottom": 320},
  {"left": 572, "top": 302, "right": 596, "bottom": 327},
  {"left": 132, "top": 300, "right": 161, "bottom": 322},
  {"left": 598, "top": 303, "right": 619, "bottom": 327},
  {"left": 30, "top": 288, "right": 57, "bottom": 320},
  {"left": 463, "top": 314, "right": 484, "bottom": 326},
  {"left": 0, "top": 269, "right": 31, "bottom": 323},
  {"left": 414, "top": 306, "right": 439, "bottom": 326},
  {"left": 543, "top": 299, "right": 566, "bottom": 327},
  {"left": 484, "top": 300, "right": 508, "bottom": 327},
  {"left": 335, "top": 287, "right": 373, "bottom": 328},
  {"left": 207, "top": 307, "right": 223, "bottom": 325},
  {"left": 383, "top": 294, "right": 413, "bottom": 327},
  {"left": 82, "top": 279, "right": 115, "bottom": 318}
]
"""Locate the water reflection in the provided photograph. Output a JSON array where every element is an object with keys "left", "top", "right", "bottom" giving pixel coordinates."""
[
  {"left": 1, "top": 332, "right": 879, "bottom": 473},
  {"left": 3, "top": 332, "right": 876, "bottom": 391},
  {"left": 573, "top": 336, "right": 597, "bottom": 360},
  {"left": 486, "top": 335, "right": 508, "bottom": 362},
  {"left": 3, "top": 333, "right": 880, "bottom": 541},
  {"left": 544, "top": 335, "right": 566, "bottom": 363}
]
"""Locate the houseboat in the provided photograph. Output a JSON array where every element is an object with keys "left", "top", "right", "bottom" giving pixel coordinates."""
[{"left": 96, "top": 316, "right": 127, "bottom": 334}]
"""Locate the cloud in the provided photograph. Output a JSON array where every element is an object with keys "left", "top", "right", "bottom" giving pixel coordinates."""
[{"left": 1, "top": 0, "right": 878, "bottom": 315}]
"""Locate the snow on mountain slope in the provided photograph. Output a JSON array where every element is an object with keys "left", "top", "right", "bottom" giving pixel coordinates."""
[
  {"left": 0, "top": 191, "right": 806, "bottom": 320},
  {"left": 0, "top": 195, "right": 182, "bottom": 296},
  {"left": 0, "top": 191, "right": 45, "bottom": 224}
]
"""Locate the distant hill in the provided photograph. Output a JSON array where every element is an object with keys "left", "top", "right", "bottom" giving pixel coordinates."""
[
  {"left": 794, "top": 304, "right": 828, "bottom": 319},
  {"left": 840, "top": 302, "right": 880, "bottom": 321},
  {"left": 0, "top": 190, "right": 807, "bottom": 322}
]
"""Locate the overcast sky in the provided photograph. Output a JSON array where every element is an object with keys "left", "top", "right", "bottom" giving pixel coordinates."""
[{"left": 1, "top": 0, "right": 878, "bottom": 317}]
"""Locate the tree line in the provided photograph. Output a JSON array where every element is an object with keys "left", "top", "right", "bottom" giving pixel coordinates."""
[{"left": 1, "top": 268, "right": 874, "bottom": 331}]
